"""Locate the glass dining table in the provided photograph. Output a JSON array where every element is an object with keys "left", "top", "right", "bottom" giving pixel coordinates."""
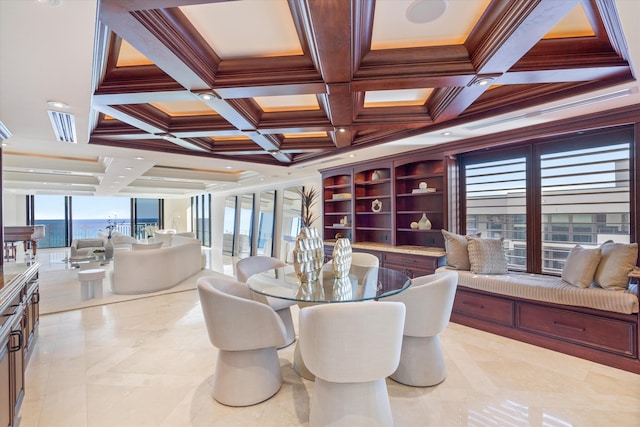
[
  {"left": 246, "top": 262, "right": 411, "bottom": 379},
  {"left": 246, "top": 262, "right": 411, "bottom": 304}
]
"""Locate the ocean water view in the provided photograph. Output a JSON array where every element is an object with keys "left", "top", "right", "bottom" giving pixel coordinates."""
[{"left": 36, "top": 218, "right": 158, "bottom": 248}]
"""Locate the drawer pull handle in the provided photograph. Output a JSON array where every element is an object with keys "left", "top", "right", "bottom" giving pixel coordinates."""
[
  {"left": 462, "top": 301, "right": 484, "bottom": 309},
  {"left": 553, "top": 321, "right": 585, "bottom": 332}
]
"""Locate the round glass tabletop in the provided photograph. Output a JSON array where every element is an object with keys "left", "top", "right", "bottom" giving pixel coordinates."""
[{"left": 246, "top": 262, "right": 411, "bottom": 303}]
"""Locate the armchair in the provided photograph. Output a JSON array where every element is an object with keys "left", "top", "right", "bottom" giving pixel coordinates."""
[{"left": 70, "top": 238, "right": 105, "bottom": 257}]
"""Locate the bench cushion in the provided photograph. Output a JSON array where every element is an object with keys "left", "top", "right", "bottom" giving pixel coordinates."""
[{"left": 438, "top": 267, "right": 639, "bottom": 314}]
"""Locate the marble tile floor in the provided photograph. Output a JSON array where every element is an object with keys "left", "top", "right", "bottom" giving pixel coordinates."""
[{"left": 14, "top": 249, "right": 640, "bottom": 426}]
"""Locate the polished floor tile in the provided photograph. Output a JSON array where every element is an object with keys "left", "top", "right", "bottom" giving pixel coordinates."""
[{"left": 15, "top": 249, "right": 640, "bottom": 426}]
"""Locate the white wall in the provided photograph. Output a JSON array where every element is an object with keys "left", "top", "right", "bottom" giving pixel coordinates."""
[
  {"left": 164, "top": 198, "right": 191, "bottom": 232},
  {"left": 2, "top": 193, "right": 25, "bottom": 226}
]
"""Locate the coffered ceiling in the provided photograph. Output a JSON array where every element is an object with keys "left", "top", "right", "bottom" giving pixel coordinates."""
[
  {"left": 1, "top": 0, "right": 639, "bottom": 198},
  {"left": 90, "top": 0, "right": 634, "bottom": 165}
]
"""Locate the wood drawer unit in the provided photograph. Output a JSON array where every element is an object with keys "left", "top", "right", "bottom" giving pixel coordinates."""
[
  {"left": 518, "top": 303, "right": 637, "bottom": 357},
  {"left": 382, "top": 252, "right": 443, "bottom": 277},
  {"left": 453, "top": 289, "right": 515, "bottom": 327}
]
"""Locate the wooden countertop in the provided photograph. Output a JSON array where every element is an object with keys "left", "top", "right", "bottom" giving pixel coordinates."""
[
  {"left": 1, "top": 261, "right": 40, "bottom": 308},
  {"left": 324, "top": 241, "right": 446, "bottom": 257}
]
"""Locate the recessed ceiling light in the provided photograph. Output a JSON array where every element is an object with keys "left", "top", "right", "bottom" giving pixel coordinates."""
[
  {"left": 197, "top": 92, "right": 220, "bottom": 100},
  {"left": 225, "top": 166, "right": 233, "bottom": 169},
  {"left": 124, "top": 167, "right": 133, "bottom": 170},
  {"left": 474, "top": 77, "right": 493, "bottom": 86},
  {"left": 349, "top": 154, "right": 355, "bottom": 158},
  {"left": 406, "top": 0, "right": 447, "bottom": 24},
  {"left": 47, "top": 100, "right": 70, "bottom": 109},
  {"left": 442, "top": 131, "right": 452, "bottom": 136},
  {"left": 133, "top": 156, "right": 144, "bottom": 160}
]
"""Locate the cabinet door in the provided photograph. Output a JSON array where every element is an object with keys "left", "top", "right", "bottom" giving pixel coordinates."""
[
  {"left": 1, "top": 345, "right": 10, "bottom": 427},
  {"left": 9, "top": 321, "right": 24, "bottom": 425}
]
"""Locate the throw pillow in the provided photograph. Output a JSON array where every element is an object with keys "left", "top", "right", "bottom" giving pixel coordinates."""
[
  {"left": 465, "top": 236, "right": 508, "bottom": 274},
  {"left": 594, "top": 241, "right": 638, "bottom": 290},
  {"left": 561, "top": 245, "right": 602, "bottom": 288},
  {"left": 441, "top": 230, "right": 480, "bottom": 270},
  {"left": 132, "top": 242, "right": 163, "bottom": 251}
]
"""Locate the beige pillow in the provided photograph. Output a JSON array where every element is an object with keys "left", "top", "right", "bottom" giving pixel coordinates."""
[
  {"left": 594, "top": 242, "right": 638, "bottom": 290},
  {"left": 132, "top": 242, "right": 163, "bottom": 251},
  {"left": 441, "top": 230, "right": 480, "bottom": 270},
  {"left": 465, "top": 236, "right": 507, "bottom": 274},
  {"left": 561, "top": 245, "right": 601, "bottom": 288}
]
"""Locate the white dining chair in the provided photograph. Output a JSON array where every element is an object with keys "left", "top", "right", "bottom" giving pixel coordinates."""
[
  {"left": 386, "top": 270, "right": 459, "bottom": 386},
  {"left": 235, "top": 256, "right": 297, "bottom": 347},
  {"left": 299, "top": 301, "right": 405, "bottom": 426},
  {"left": 197, "top": 276, "right": 287, "bottom": 406}
]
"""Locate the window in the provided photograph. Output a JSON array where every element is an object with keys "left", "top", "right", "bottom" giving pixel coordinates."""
[
  {"left": 192, "top": 194, "right": 211, "bottom": 247},
  {"left": 464, "top": 154, "right": 528, "bottom": 270},
  {"left": 30, "top": 195, "right": 69, "bottom": 248},
  {"left": 540, "top": 140, "right": 630, "bottom": 274},
  {"left": 71, "top": 196, "right": 130, "bottom": 240},
  {"left": 461, "top": 127, "right": 633, "bottom": 275},
  {"left": 134, "top": 198, "right": 161, "bottom": 239}
]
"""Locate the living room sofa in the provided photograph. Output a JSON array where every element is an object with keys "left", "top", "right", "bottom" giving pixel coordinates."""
[{"left": 110, "top": 235, "right": 204, "bottom": 294}]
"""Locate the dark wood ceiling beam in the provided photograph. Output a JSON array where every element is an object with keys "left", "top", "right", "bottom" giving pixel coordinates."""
[
  {"left": 213, "top": 56, "right": 322, "bottom": 98},
  {"left": 195, "top": 97, "right": 258, "bottom": 130},
  {"left": 97, "top": 66, "right": 183, "bottom": 95},
  {"left": 161, "top": 135, "right": 211, "bottom": 152},
  {"left": 213, "top": 82, "right": 326, "bottom": 99},
  {"left": 94, "top": 105, "right": 167, "bottom": 135},
  {"left": 290, "top": 0, "right": 364, "bottom": 149},
  {"left": 432, "top": 0, "right": 581, "bottom": 122},
  {"left": 93, "top": 89, "right": 194, "bottom": 105},
  {"left": 99, "top": 1, "right": 211, "bottom": 90},
  {"left": 499, "top": 66, "right": 632, "bottom": 85},
  {"left": 322, "top": 83, "right": 355, "bottom": 128},
  {"left": 467, "top": 0, "right": 581, "bottom": 73},
  {"left": 244, "top": 132, "right": 292, "bottom": 163},
  {"left": 292, "top": 0, "right": 353, "bottom": 83}
]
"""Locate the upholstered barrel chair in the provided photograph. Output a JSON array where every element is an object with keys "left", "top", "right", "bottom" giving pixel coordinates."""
[
  {"left": 236, "top": 256, "right": 297, "bottom": 347},
  {"left": 387, "top": 270, "right": 459, "bottom": 386},
  {"left": 197, "top": 276, "right": 287, "bottom": 407},
  {"left": 299, "top": 301, "right": 405, "bottom": 426}
]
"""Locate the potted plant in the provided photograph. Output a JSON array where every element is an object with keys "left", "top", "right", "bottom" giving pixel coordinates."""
[
  {"left": 293, "top": 187, "right": 323, "bottom": 283},
  {"left": 296, "top": 186, "right": 319, "bottom": 228}
]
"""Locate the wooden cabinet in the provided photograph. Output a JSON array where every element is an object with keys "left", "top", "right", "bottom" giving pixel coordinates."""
[
  {"left": 0, "top": 263, "right": 39, "bottom": 427},
  {"left": 382, "top": 251, "right": 444, "bottom": 278},
  {"left": 1, "top": 295, "right": 24, "bottom": 427},
  {"left": 394, "top": 157, "right": 446, "bottom": 248},
  {"left": 322, "top": 168, "right": 353, "bottom": 243}
]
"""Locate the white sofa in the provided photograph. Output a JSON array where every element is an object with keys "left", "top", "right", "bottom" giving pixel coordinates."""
[{"left": 110, "top": 235, "right": 204, "bottom": 294}]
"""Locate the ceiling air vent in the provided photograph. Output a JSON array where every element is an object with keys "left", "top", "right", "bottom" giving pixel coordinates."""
[{"left": 47, "top": 110, "right": 77, "bottom": 143}]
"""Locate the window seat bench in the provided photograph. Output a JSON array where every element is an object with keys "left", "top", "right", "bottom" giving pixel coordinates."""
[{"left": 437, "top": 267, "right": 640, "bottom": 374}]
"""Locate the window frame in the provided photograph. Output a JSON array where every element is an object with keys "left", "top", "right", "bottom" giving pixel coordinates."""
[{"left": 459, "top": 126, "right": 635, "bottom": 275}]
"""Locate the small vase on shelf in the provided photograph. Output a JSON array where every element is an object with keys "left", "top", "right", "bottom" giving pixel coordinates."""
[{"left": 418, "top": 213, "right": 432, "bottom": 230}]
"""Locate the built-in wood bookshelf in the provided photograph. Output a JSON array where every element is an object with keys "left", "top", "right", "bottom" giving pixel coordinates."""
[
  {"left": 321, "top": 153, "right": 447, "bottom": 250},
  {"left": 322, "top": 167, "right": 353, "bottom": 242},
  {"left": 394, "top": 157, "right": 445, "bottom": 248},
  {"left": 353, "top": 163, "right": 393, "bottom": 245}
]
